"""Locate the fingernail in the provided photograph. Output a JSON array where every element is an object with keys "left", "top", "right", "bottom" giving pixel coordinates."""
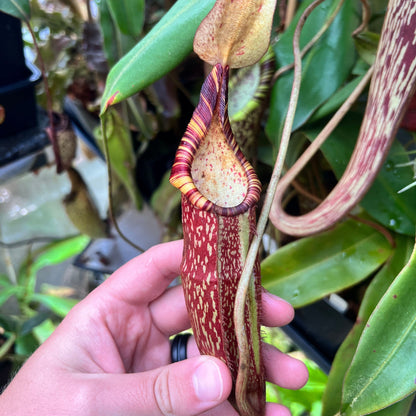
[{"left": 193, "top": 358, "right": 223, "bottom": 402}]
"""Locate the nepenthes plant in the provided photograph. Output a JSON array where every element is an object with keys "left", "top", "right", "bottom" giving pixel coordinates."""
[
  {"left": 168, "top": 2, "right": 278, "bottom": 412},
  {"left": 99, "top": 0, "right": 416, "bottom": 414},
  {"left": 169, "top": 63, "right": 264, "bottom": 414}
]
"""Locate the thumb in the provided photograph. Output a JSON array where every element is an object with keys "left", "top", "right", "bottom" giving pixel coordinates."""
[{"left": 86, "top": 356, "right": 232, "bottom": 416}]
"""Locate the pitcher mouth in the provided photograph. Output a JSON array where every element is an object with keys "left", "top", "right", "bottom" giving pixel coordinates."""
[{"left": 169, "top": 64, "right": 261, "bottom": 217}]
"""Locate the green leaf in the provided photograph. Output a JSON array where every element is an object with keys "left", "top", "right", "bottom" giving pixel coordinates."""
[
  {"left": 363, "top": 395, "right": 415, "bottom": 416},
  {"left": 308, "top": 73, "right": 367, "bottom": 123},
  {"left": 97, "top": 0, "right": 116, "bottom": 62},
  {"left": 0, "top": 274, "right": 12, "bottom": 287},
  {"left": 304, "top": 114, "right": 416, "bottom": 236},
  {"left": 32, "top": 318, "right": 57, "bottom": 344},
  {"left": 367, "top": 0, "right": 389, "bottom": 32},
  {"left": 14, "top": 332, "right": 39, "bottom": 356},
  {"left": 354, "top": 31, "right": 380, "bottom": 66},
  {"left": 322, "top": 234, "right": 414, "bottom": 416},
  {"left": 267, "top": 358, "right": 327, "bottom": 416},
  {"left": 30, "top": 293, "right": 78, "bottom": 318},
  {"left": 261, "top": 219, "right": 392, "bottom": 308},
  {"left": 341, "top": 239, "right": 416, "bottom": 415},
  {"left": 99, "top": 109, "right": 142, "bottom": 209},
  {"left": 106, "top": 0, "right": 145, "bottom": 38},
  {"left": 19, "top": 235, "right": 90, "bottom": 290},
  {"left": 97, "top": 0, "right": 138, "bottom": 67},
  {"left": 20, "top": 311, "right": 51, "bottom": 336},
  {"left": 30, "top": 235, "right": 89, "bottom": 273},
  {"left": 229, "top": 63, "right": 262, "bottom": 120},
  {"left": 0, "top": 286, "right": 21, "bottom": 307},
  {"left": 266, "top": 0, "right": 358, "bottom": 147},
  {"left": 101, "top": 0, "right": 216, "bottom": 113},
  {"left": 150, "top": 169, "right": 181, "bottom": 224},
  {"left": 0, "top": 0, "right": 30, "bottom": 20}
]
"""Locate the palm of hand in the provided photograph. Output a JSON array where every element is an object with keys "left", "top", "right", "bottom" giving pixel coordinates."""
[{"left": 57, "top": 247, "right": 186, "bottom": 375}]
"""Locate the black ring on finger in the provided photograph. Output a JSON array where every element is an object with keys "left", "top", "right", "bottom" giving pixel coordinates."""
[{"left": 171, "top": 333, "right": 191, "bottom": 363}]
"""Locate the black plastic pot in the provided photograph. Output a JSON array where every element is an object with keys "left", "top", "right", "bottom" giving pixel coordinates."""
[
  {"left": 0, "top": 358, "right": 12, "bottom": 391},
  {"left": 0, "top": 60, "right": 41, "bottom": 138},
  {"left": 283, "top": 299, "right": 354, "bottom": 374},
  {"left": 0, "top": 12, "right": 41, "bottom": 139},
  {"left": 0, "top": 12, "right": 27, "bottom": 86},
  {"left": 0, "top": 334, "right": 13, "bottom": 391}
]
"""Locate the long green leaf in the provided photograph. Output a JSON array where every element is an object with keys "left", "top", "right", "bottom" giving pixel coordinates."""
[
  {"left": 100, "top": 0, "right": 216, "bottom": 113},
  {"left": 0, "top": 0, "right": 30, "bottom": 20},
  {"left": 98, "top": 109, "right": 142, "bottom": 209},
  {"left": 322, "top": 234, "right": 414, "bottom": 416},
  {"left": 265, "top": 0, "right": 358, "bottom": 147},
  {"left": 341, "top": 239, "right": 416, "bottom": 415},
  {"left": 345, "top": 395, "right": 415, "bottom": 416},
  {"left": 19, "top": 235, "right": 90, "bottom": 291},
  {"left": 30, "top": 235, "right": 89, "bottom": 273},
  {"left": 106, "top": 0, "right": 145, "bottom": 38},
  {"left": 98, "top": 0, "right": 137, "bottom": 67},
  {"left": 261, "top": 219, "right": 392, "bottom": 308}
]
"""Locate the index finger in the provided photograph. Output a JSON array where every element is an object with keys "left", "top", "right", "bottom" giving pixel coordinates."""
[{"left": 99, "top": 240, "right": 184, "bottom": 305}]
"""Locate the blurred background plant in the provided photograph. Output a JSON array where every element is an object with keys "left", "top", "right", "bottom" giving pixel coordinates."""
[
  {"left": 0, "top": 235, "right": 88, "bottom": 378},
  {"left": 1, "top": 0, "right": 416, "bottom": 415}
]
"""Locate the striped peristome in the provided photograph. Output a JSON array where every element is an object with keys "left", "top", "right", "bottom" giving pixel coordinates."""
[
  {"left": 170, "top": 62, "right": 265, "bottom": 415},
  {"left": 170, "top": 64, "right": 261, "bottom": 217}
]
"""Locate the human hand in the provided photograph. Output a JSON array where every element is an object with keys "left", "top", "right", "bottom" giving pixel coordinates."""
[{"left": 0, "top": 240, "right": 308, "bottom": 416}]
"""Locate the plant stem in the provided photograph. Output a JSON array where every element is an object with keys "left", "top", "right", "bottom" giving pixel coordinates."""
[
  {"left": 24, "top": 20, "right": 61, "bottom": 172},
  {"left": 271, "top": 64, "right": 374, "bottom": 216},
  {"left": 353, "top": 0, "right": 371, "bottom": 36},
  {"left": 234, "top": 0, "right": 327, "bottom": 401},
  {"left": 273, "top": 0, "right": 345, "bottom": 83}
]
